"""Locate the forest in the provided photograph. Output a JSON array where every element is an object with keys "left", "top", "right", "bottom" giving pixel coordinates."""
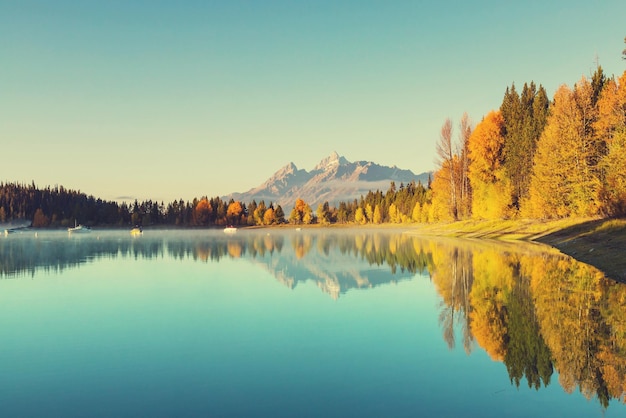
[
  {"left": 1, "top": 66, "right": 625, "bottom": 228},
  {"left": 431, "top": 67, "right": 626, "bottom": 222}
]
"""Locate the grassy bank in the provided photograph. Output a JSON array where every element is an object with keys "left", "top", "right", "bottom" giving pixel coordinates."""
[{"left": 406, "top": 217, "right": 626, "bottom": 283}]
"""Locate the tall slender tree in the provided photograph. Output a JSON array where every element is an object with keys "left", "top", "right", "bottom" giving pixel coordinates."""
[
  {"left": 434, "top": 118, "right": 458, "bottom": 220},
  {"left": 458, "top": 113, "right": 473, "bottom": 218}
]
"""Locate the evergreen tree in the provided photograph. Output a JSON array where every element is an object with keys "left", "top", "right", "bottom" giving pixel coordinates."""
[
  {"left": 501, "top": 82, "right": 549, "bottom": 209},
  {"left": 274, "top": 204, "right": 285, "bottom": 224}
]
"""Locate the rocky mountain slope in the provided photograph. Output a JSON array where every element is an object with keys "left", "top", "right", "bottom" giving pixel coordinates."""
[{"left": 227, "top": 151, "right": 431, "bottom": 207}]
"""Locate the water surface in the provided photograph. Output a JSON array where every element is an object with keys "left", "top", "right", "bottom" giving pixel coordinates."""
[{"left": 1, "top": 229, "right": 624, "bottom": 417}]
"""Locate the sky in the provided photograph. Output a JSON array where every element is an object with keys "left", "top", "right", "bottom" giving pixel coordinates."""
[{"left": 2, "top": 0, "right": 625, "bottom": 204}]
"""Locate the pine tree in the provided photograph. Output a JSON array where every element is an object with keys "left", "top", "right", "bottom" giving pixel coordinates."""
[
  {"left": 274, "top": 204, "right": 285, "bottom": 224},
  {"left": 501, "top": 82, "right": 548, "bottom": 209}
]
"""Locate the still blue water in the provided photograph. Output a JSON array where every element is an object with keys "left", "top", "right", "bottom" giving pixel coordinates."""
[{"left": 0, "top": 229, "right": 623, "bottom": 417}]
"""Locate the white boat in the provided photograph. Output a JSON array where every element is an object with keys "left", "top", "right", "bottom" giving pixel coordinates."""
[
  {"left": 224, "top": 226, "right": 237, "bottom": 234},
  {"left": 68, "top": 223, "right": 91, "bottom": 234}
]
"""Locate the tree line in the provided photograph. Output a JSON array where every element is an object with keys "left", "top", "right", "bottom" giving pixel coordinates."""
[{"left": 0, "top": 179, "right": 431, "bottom": 228}]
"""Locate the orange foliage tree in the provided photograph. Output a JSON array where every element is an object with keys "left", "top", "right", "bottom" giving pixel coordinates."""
[
  {"left": 193, "top": 198, "right": 212, "bottom": 226},
  {"left": 467, "top": 110, "right": 513, "bottom": 219},
  {"left": 226, "top": 201, "right": 243, "bottom": 225},
  {"left": 290, "top": 198, "right": 313, "bottom": 224}
]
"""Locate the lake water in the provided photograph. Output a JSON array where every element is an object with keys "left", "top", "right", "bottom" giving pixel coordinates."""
[{"left": 1, "top": 228, "right": 625, "bottom": 417}]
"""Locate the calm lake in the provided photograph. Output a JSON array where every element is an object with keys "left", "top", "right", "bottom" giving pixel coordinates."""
[{"left": 1, "top": 228, "right": 624, "bottom": 417}]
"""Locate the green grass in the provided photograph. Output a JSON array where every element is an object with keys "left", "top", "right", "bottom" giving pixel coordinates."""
[{"left": 406, "top": 217, "right": 626, "bottom": 283}]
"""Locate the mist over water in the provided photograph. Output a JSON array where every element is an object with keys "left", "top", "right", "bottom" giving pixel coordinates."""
[{"left": 0, "top": 228, "right": 624, "bottom": 417}]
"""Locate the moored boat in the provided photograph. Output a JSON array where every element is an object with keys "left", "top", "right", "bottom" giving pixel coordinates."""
[
  {"left": 68, "top": 223, "right": 91, "bottom": 234},
  {"left": 224, "top": 226, "right": 237, "bottom": 234},
  {"left": 130, "top": 226, "right": 143, "bottom": 236}
]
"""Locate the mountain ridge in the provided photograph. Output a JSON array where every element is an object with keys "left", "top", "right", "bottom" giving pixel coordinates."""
[{"left": 226, "top": 152, "right": 431, "bottom": 208}]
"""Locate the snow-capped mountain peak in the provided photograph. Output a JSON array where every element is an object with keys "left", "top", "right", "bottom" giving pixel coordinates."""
[{"left": 312, "top": 151, "right": 350, "bottom": 172}]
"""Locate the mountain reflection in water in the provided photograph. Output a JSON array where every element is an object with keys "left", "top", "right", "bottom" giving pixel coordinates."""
[{"left": 1, "top": 228, "right": 625, "bottom": 409}]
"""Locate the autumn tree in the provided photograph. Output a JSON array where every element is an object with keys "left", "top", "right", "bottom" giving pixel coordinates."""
[
  {"left": 429, "top": 169, "right": 455, "bottom": 222},
  {"left": 32, "top": 208, "right": 50, "bottom": 227},
  {"left": 290, "top": 198, "right": 313, "bottom": 224},
  {"left": 434, "top": 118, "right": 458, "bottom": 219},
  {"left": 316, "top": 202, "right": 331, "bottom": 225},
  {"left": 373, "top": 204, "right": 382, "bottom": 224},
  {"left": 193, "top": 197, "right": 212, "bottom": 226},
  {"left": 467, "top": 110, "right": 513, "bottom": 219},
  {"left": 354, "top": 207, "right": 367, "bottom": 225},
  {"left": 226, "top": 200, "right": 243, "bottom": 225},
  {"left": 525, "top": 79, "right": 602, "bottom": 218},
  {"left": 263, "top": 207, "right": 275, "bottom": 225},
  {"left": 598, "top": 129, "right": 626, "bottom": 215},
  {"left": 594, "top": 70, "right": 626, "bottom": 215},
  {"left": 595, "top": 71, "right": 626, "bottom": 140},
  {"left": 365, "top": 203, "right": 374, "bottom": 224},
  {"left": 458, "top": 113, "right": 473, "bottom": 218},
  {"left": 254, "top": 200, "right": 267, "bottom": 225}
]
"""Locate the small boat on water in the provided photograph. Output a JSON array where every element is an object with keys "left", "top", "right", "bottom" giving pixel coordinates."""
[
  {"left": 68, "top": 222, "right": 91, "bottom": 234},
  {"left": 130, "top": 226, "right": 143, "bottom": 236},
  {"left": 224, "top": 226, "right": 237, "bottom": 234}
]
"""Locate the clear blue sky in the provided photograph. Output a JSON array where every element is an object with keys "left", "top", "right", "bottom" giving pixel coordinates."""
[{"left": 2, "top": 0, "right": 625, "bottom": 203}]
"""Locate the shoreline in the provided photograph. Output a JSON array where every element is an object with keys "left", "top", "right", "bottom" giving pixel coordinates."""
[{"left": 403, "top": 217, "right": 626, "bottom": 283}]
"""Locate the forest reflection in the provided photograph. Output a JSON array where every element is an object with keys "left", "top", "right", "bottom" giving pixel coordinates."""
[
  {"left": 1, "top": 229, "right": 625, "bottom": 407},
  {"left": 429, "top": 238, "right": 626, "bottom": 408}
]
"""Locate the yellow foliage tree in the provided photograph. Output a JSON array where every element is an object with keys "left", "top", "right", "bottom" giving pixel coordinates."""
[
  {"left": 598, "top": 129, "right": 626, "bottom": 215},
  {"left": 388, "top": 203, "right": 401, "bottom": 223},
  {"left": 595, "top": 71, "right": 626, "bottom": 216},
  {"left": 263, "top": 207, "right": 275, "bottom": 225},
  {"left": 373, "top": 204, "right": 382, "bottom": 224},
  {"left": 411, "top": 201, "right": 422, "bottom": 223},
  {"left": 354, "top": 207, "right": 367, "bottom": 225},
  {"left": 525, "top": 82, "right": 600, "bottom": 218},
  {"left": 594, "top": 71, "right": 626, "bottom": 142},
  {"left": 430, "top": 166, "right": 456, "bottom": 222}
]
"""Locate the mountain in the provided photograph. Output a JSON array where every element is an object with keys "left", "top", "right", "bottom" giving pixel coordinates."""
[{"left": 226, "top": 151, "right": 431, "bottom": 208}]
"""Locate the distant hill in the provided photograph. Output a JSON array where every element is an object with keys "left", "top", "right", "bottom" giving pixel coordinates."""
[{"left": 226, "top": 151, "right": 431, "bottom": 207}]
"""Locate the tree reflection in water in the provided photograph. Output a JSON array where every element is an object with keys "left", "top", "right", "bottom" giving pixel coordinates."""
[{"left": 1, "top": 228, "right": 625, "bottom": 407}]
